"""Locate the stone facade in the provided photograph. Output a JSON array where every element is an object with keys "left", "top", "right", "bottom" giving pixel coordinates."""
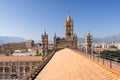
[
  {"left": 42, "top": 31, "right": 48, "bottom": 56},
  {"left": 25, "top": 40, "right": 34, "bottom": 48},
  {"left": 85, "top": 32, "right": 93, "bottom": 54},
  {"left": 53, "top": 12, "right": 77, "bottom": 49},
  {"left": 41, "top": 12, "right": 78, "bottom": 57},
  {"left": 0, "top": 56, "right": 42, "bottom": 80}
]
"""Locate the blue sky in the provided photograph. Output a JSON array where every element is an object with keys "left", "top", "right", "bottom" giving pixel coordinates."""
[{"left": 0, "top": 0, "right": 120, "bottom": 41}]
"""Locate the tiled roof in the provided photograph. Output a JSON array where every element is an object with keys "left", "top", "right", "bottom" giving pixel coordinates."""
[
  {"left": 0, "top": 55, "right": 42, "bottom": 61},
  {"left": 35, "top": 48, "right": 120, "bottom": 80}
]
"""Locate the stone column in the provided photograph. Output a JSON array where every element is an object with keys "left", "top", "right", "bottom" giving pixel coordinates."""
[
  {"left": 8, "top": 67, "right": 10, "bottom": 79},
  {"left": 23, "top": 66, "right": 26, "bottom": 79},
  {"left": 17, "top": 61, "right": 20, "bottom": 80},
  {"left": 9, "top": 61, "right": 11, "bottom": 79},
  {"left": 2, "top": 66, "right": 5, "bottom": 79}
]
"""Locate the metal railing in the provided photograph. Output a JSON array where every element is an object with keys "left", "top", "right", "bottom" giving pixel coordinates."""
[{"left": 73, "top": 49, "right": 120, "bottom": 72}]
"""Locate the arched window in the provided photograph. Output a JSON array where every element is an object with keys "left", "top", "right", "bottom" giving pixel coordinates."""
[
  {"left": 67, "top": 25, "right": 71, "bottom": 30},
  {"left": 68, "top": 32, "right": 71, "bottom": 37}
]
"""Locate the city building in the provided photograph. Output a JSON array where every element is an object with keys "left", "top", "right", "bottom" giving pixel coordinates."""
[
  {"left": 0, "top": 55, "right": 42, "bottom": 80},
  {"left": 25, "top": 40, "right": 34, "bottom": 48},
  {"left": 0, "top": 40, "right": 35, "bottom": 55}
]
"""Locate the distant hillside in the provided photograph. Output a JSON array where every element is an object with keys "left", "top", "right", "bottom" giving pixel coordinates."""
[
  {"left": 0, "top": 36, "right": 26, "bottom": 45},
  {"left": 78, "top": 33, "right": 120, "bottom": 43},
  {"left": 1, "top": 33, "right": 120, "bottom": 45},
  {"left": 102, "top": 33, "right": 120, "bottom": 42}
]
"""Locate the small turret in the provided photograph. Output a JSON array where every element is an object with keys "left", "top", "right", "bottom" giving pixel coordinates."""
[{"left": 53, "top": 33, "right": 57, "bottom": 49}]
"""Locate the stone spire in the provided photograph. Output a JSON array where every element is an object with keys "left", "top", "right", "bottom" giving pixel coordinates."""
[
  {"left": 54, "top": 32, "right": 56, "bottom": 37},
  {"left": 44, "top": 29, "right": 46, "bottom": 35},
  {"left": 67, "top": 11, "right": 71, "bottom": 21},
  {"left": 87, "top": 30, "right": 91, "bottom": 36}
]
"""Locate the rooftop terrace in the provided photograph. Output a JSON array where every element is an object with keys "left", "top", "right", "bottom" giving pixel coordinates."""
[{"left": 35, "top": 48, "right": 120, "bottom": 80}]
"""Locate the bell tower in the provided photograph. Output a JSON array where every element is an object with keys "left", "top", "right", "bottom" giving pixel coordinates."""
[
  {"left": 85, "top": 32, "right": 93, "bottom": 54},
  {"left": 42, "top": 30, "right": 48, "bottom": 56},
  {"left": 65, "top": 12, "right": 74, "bottom": 40},
  {"left": 53, "top": 33, "right": 57, "bottom": 49}
]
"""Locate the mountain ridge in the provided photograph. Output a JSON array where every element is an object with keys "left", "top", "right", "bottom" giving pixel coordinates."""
[
  {"left": 79, "top": 33, "right": 120, "bottom": 43},
  {"left": 0, "top": 33, "right": 120, "bottom": 45},
  {"left": 0, "top": 36, "right": 26, "bottom": 44}
]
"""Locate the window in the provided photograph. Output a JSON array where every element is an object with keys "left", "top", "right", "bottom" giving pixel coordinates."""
[
  {"left": 20, "top": 67, "right": 23, "bottom": 73},
  {"left": 0, "top": 63, "right": 3, "bottom": 66},
  {"left": 5, "top": 67, "right": 9, "bottom": 73},
  {"left": 5, "top": 63, "right": 8, "bottom": 66},
  {"left": 26, "top": 62, "right": 29, "bottom": 65},
  {"left": 33, "top": 62, "right": 35, "bottom": 65},
  {"left": 12, "top": 63, "right": 15, "bottom": 65},
  {"left": 67, "top": 25, "right": 71, "bottom": 30},
  {"left": 68, "top": 32, "right": 71, "bottom": 37},
  {"left": 0, "top": 74, "right": 2, "bottom": 79},
  {"left": 20, "top": 62, "right": 23, "bottom": 65},
  {"left": 12, "top": 67, "right": 16, "bottom": 73},
  {"left": 0, "top": 67, "right": 3, "bottom": 73},
  {"left": 25, "top": 67, "right": 29, "bottom": 73}
]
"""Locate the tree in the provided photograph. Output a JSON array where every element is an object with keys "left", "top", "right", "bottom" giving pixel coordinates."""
[
  {"left": 10, "top": 49, "right": 14, "bottom": 55},
  {"left": 35, "top": 49, "right": 41, "bottom": 56},
  {"left": 36, "top": 49, "right": 39, "bottom": 55},
  {"left": 100, "top": 50, "right": 120, "bottom": 63},
  {"left": 110, "top": 45, "right": 117, "bottom": 49}
]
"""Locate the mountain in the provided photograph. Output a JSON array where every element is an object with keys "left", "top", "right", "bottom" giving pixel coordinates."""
[
  {"left": 78, "top": 33, "right": 120, "bottom": 43},
  {"left": 1, "top": 33, "right": 120, "bottom": 45},
  {"left": 0, "top": 36, "right": 26, "bottom": 45},
  {"left": 102, "top": 33, "right": 120, "bottom": 42}
]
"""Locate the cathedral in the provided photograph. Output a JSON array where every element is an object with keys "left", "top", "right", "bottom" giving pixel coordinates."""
[
  {"left": 41, "top": 12, "right": 93, "bottom": 56},
  {"left": 53, "top": 12, "right": 78, "bottom": 49},
  {"left": 41, "top": 12, "right": 78, "bottom": 56}
]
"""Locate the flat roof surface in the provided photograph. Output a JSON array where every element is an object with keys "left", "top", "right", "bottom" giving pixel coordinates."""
[
  {"left": 0, "top": 55, "right": 42, "bottom": 61},
  {"left": 12, "top": 52, "right": 36, "bottom": 56},
  {"left": 35, "top": 48, "right": 120, "bottom": 80}
]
